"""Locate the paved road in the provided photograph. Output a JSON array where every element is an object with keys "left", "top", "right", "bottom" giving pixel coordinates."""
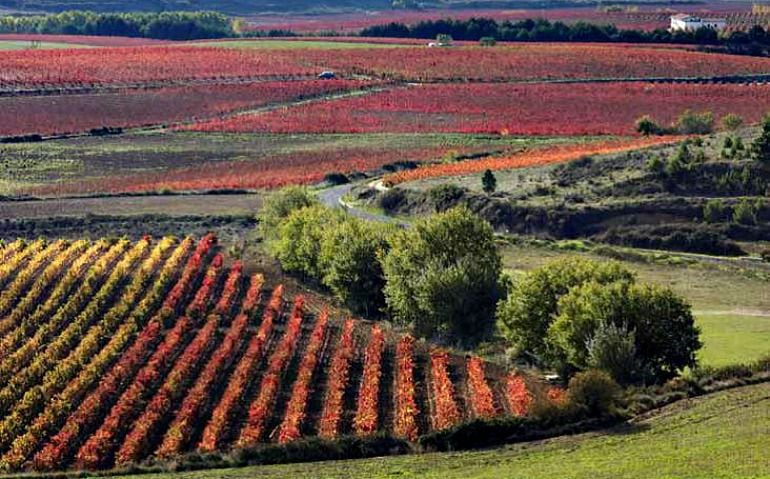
[{"left": 317, "top": 183, "right": 407, "bottom": 226}]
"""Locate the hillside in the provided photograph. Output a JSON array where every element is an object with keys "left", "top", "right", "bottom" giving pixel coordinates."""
[
  {"left": 0, "top": 235, "right": 537, "bottom": 472},
  {"left": 108, "top": 381, "right": 770, "bottom": 479}
]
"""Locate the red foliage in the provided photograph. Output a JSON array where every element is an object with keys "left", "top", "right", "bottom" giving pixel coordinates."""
[
  {"left": 192, "top": 82, "right": 770, "bottom": 136},
  {"left": 236, "top": 296, "right": 305, "bottom": 447},
  {"left": 198, "top": 285, "right": 283, "bottom": 452},
  {"left": 161, "top": 233, "right": 217, "bottom": 315},
  {"left": 213, "top": 261, "right": 243, "bottom": 317},
  {"left": 386, "top": 136, "right": 681, "bottom": 185},
  {"left": 185, "top": 253, "right": 223, "bottom": 318},
  {"left": 31, "top": 320, "right": 164, "bottom": 470},
  {"left": 505, "top": 374, "right": 533, "bottom": 417},
  {"left": 277, "top": 310, "right": 329, "bottom": 444},
  {"left": 74, "top": 316, "right": 193, "bottom": 469},
  {"left": 317, "top": 319, "right": 356, "bottom": 440},
  {"left": 428, "top": 349, "right": 461, "bottom": 431},
  {"left": 115, "top": 316, "right": 220, "bottom": 465},
  {"left": 353, "top": 325, "right": 384, "bottom": 436},
  {"left": 547, "top": 386, "right": 568, "bottom": 406},
  {"left": 394, "top": 335, "right": 419, "bottom": 441},
  {"left": 466, "top": 357, "right": 497, "bottom": 419},
  {"left": 0, "top": 81, "right": 366, "bottom": 137},
  {"left": 30, "top": 147, "right": 451, "bottom": 197}
]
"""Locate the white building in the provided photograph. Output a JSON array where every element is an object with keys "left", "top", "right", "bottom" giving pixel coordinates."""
[{"left": 670, "top": 14, "right": 727, "bottom": 32}]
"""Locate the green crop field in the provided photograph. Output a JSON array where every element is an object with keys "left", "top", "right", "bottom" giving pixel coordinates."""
[
  {"left": 192, "top": 39, "right": 408, "bottom": 49},
  {"left": 0, "top": 40, "right": 89, "bottom": 50},
  {"left": 106, "top": 382, "right": 770, "bottom": 479}
]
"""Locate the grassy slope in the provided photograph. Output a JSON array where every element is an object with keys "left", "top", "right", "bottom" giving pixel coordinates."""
[
  {"left": 107, "top": 382, "right": 770, "bottom": 479},
  {"left": 501, "top": 243, "right": 770, "bottom": 366}
]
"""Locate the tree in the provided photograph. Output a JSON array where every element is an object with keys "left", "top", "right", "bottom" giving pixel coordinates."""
[
  {"left": 548, "top": 280, "right": 701, "bottom": 383},
  {"left": 270, "top": 205, "right": 342, "bottom": 280},
  {"left": 482, "top": 169, "right": 497, "bottom": 194},
  {"left": 319, "top": 219, "right": 394, "bottom": 316},
  {"left": 721, "top": 113, "right": 744, "bottom": 131},
  {"left": 259, "top": 186, "right": 319, "bottom": 242},
  {"left": 496, "top": 257, "right": 635, "bottom": 363},
  {"left": 382, "top": 207, "right": 502, "bottom": 346},
  {"left": 751, "top": 114, "right": 770, "bottom": 166},
  {"left": 635, "top": 115, "right": 664, "bottom": 136}
]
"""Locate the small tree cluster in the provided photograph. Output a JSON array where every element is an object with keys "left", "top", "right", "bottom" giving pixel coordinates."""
[
  {"left": 497, "top": 257, "right": 701, "bottom": 384},
  {"left": 636, "top": 110, "right": 726, "bottom": 136},
  {"left": 262, "top": 189, "right": 503, "bottom": 346}
]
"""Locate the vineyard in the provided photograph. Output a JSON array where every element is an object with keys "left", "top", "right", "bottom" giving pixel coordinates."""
[
  {"left": 0, "top": 235, "right": 545, "bottom": 472},
  {"left": 384, "top": 136, "right": 681, "bottom": 185},
  {"left": 182, "top": 82, "right": 770, "bottom": 136},
  {"left": 0, "top": 80, "right": 369, "bottom": 137},
  {"left": 2, "top": 43, "right": 770, "bottom": 90}
]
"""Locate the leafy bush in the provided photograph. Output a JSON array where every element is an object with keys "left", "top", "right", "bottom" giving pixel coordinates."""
[
  {"left": 751, "top": 114, "right": 770, "bottom": 166},
  {"left": 672, "top": 110, "right": 714, "bottom": 134},
  {"left": 566, "top": 370, "right": 622, "bottom": 416},
  {"left": 721, "top": 113, "right": 744, "bottom": 131},
  {"left": 635, "top": 115, "right": 665, "bottom": 136},
  {"left": 732, "top": 198, "right": 761, "bottom": 226},
  {"left": 703, "top": 199, "right": 727, "bottom": 223},
  {"left": 428, "top": 184, "right": 465, "bottom": 212},
  {"left": 586, "top": 322, "right": 642, "bottom": 385}
]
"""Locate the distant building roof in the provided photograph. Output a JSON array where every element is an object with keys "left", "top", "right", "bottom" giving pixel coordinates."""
[{"left": 671, "top": 13, "right": 695, "bottom": 20}]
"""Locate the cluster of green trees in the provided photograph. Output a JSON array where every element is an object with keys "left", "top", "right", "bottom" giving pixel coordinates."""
[
  {"left": 0, "top": 11, "right": 235, "bottom": 40},
  {"left": 360, "top": 17, "right": 770, "bottom": 48},
  {"left": 496, "top": 257, "right": 701, "bottom": 385},
  {"left": 260, "top": 188, "right": 502, "bottom": 346},
  {"left": 263, "top": 189, "right": 702, "bottom": 386}
]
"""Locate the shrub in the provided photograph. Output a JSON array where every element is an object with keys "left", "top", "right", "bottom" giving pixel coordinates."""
[
  {"left": 566, "top": 370, "right": 622, "bottom": 416},
  {"left": 323, "top": 172, "right": 350, "bottom": 185},
  {"left": 732, "top": 198, "right": 761, "bottom": 225},
  {"left": 721, "top": 113, "right": 744, "bottom": 131},
  {"left": 672, "top": 109, "right": 714, "bottom": 134},
  {"left": 761, "top": 249, "right": 770, "bottom": 262},
  {"left": 428, "top": 183, "right": 465, "bottom": 212},
  {"left": 482, "top": 169, "right": 497, "bottom": 194},
  {"left": 586, "top": 321, "right": 642, "bottom": 385},
  {"left": 751, "top": 113, "right": 770, "bottom": 166},
  {"left": 703, "top": 199, "right": 727, "bottom": 223},
  {"left": 635, "top": 115, "right": 664, "bottom": 136},
  {"left": 479, "top": 36, "right": 497, "bottom": 46}
]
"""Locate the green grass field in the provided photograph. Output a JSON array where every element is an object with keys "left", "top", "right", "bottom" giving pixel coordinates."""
[
  {"left": 0, "top": 41, "right": 90, "bottom": 50},
  {"left": 106, "top": 382, "right": 770, "bottom": 479},
  {"left": 192, "top": 39, "right": 406, "bottom": 49}
]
